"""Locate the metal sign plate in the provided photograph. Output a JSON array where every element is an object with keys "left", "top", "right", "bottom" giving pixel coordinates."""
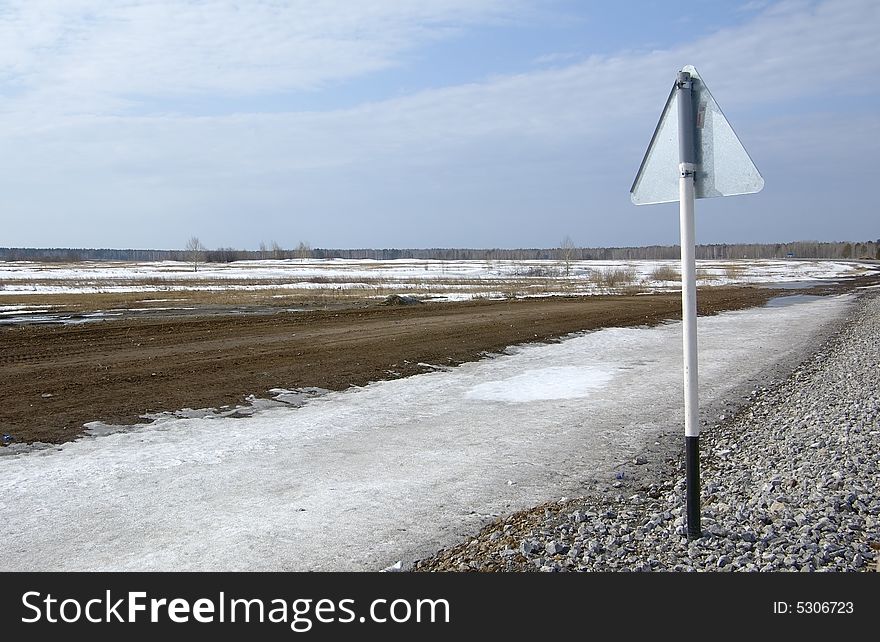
[{"left": 631, "top": 65, "right": 764, "bottom": 205}]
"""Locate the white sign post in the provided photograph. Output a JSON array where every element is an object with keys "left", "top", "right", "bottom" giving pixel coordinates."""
[{"left": 631, "top": 65, "right": 763, "bottom": 539}]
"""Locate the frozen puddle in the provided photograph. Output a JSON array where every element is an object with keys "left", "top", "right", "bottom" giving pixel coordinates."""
[{"left": 0, "top": 294, "right": 854, "bottom": 571}]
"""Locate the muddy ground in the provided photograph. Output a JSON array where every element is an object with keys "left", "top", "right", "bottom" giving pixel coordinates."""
[{"left": 0, "top": 277, "right": 873, "bottom": 446}]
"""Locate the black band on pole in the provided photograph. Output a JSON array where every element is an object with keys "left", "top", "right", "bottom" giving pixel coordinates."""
[{"left": 685, "top": 435, "right": 701, "bottom": 539}]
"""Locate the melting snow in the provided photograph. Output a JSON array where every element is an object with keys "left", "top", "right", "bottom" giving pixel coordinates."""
[
  {"left": 0, "top": 258, "right": 872, "bottom": 300},
  {"left": 466, "top": 366, "right": 617, "bottom": 402}
]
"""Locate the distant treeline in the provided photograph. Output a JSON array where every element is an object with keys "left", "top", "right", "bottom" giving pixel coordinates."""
[{"left": 1, "top": 240, "right": 878, "bottom": 263}]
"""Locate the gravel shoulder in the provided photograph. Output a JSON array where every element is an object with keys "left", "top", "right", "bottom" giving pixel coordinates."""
[{"left": 414, "top": 290, "right": 880, "bottom": 572}]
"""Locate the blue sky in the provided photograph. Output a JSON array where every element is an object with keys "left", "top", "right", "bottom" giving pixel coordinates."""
[{"left": 0, "top": 0, "right": 877, "bottom": 250}]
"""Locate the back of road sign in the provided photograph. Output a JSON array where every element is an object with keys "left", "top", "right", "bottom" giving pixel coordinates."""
[{"left": 630, "top": 65, "right": 764, "bottom": 205}]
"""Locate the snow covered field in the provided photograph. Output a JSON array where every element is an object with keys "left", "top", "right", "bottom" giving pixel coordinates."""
[
  {"left": 0, "top": 293, "right": 854, "bottom": 571},
  {"left": 0, "top": 258, "right": 869, "bottom": 301}
]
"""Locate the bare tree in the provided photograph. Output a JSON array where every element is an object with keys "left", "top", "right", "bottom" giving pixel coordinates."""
[
  {"left": 270, "top": 240, "right": 284, "bottom": 260},
  {"left": 259, "top": 241, "right": 268, "bottom": 260},
  {"left": 295, "top": 241, "right": 312, "bottom": 260},
  {"left": 559, "top": 235, "right": 577, "bottom": 277},
  {"left": 185, "top": 236, "right": 205, "bottom": 272}
]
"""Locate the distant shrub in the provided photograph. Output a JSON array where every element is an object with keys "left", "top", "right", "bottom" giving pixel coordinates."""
[
  {"left": 518, "top": 266, "right": 561, "bottom": 278},
  {"left": 649, "top": 265, "right": 680, "bottom": 282},
  {"left": 723, "top": 263, "right": 744, "bottom": 280},
  {"left": 592, "top": 267, "right": 638, "bottom": 289},
  {"left": 622, "top": 283, "right": 647, "bottom": 295}
]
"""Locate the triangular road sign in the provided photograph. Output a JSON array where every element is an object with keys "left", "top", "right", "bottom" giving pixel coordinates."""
[{"left": 630, "top": 65, "right": 764, "bottom": 205}]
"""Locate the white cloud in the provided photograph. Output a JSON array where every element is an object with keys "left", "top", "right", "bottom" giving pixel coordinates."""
[
  {"left": 682, "top": 0, "right": 880, "bottom": 102},
  {"left": 0, "top": 0, "right": 524, "bottom": 115},
  {"left": 737, "top": 0, "right": 772, "bottom": 12},
  {"left": 0, "top": 0, "right": 877, "bottom": 248},
  {"left": 532, "top": 51, "right": 581, "bottom": 66}
]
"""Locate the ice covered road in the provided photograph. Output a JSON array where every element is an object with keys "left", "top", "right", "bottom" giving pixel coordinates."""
[{"left": 0, "top": 294, "right": 853, "bottom": 571}]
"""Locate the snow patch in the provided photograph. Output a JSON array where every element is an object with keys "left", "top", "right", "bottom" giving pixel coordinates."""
[{"left": 466, "top": 365, "right": 617, "bottom": 402}]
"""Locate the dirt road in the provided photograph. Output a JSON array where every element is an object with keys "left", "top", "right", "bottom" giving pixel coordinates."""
[
  {"left": 1, "top": 288, "right": 860, "bottom": 572},
  {"left": 0, "top": 286, "right": 830, "bottom": 445}
]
